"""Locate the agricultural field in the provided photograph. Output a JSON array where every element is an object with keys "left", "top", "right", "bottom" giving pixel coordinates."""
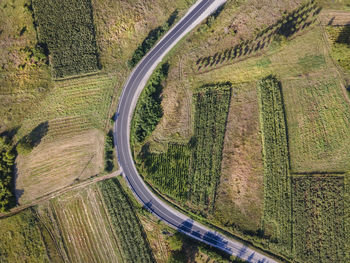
[
  {"left": 98, "top": 178, "right": 155, "bottom": 263},
  {"left": 36, "top": 184, "right": 123, "bottom": 263},
  {"left": 138, "top": 84, "right": 231, "bottom": 213},
  {"left": 0, "top": 209, "right": 61, "bottom": 263},
  {"left": 257, "top": 76, "right": 292, "bottom": 254},
  {"left": 143, "top": 143, "right": 191, "bottom": 200},
  {"left": 282, "top": 75, "right": 350, "bottom": 173},
  {"left": 15, "top": 74, "right": 116, "bottom": 203},
  {"left": 214, "top": 83, "right": 264, "bottom": 235},
  {"left": 292, "top": 175, "right": 345, "bottom": 263},
  {"left": 189, "top": 85, "right": 231, "bottom": 211},
  {"left": 32, "top": 0, "right": 100, "bottom": 78}
]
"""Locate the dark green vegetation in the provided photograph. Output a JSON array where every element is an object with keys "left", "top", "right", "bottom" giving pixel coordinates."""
[
  {"left": 132, "top": 63, "right": 169, "bottom": 143},
  {"left": 104, "top": 130, "right": 114, "bottom": 172},
  {"left": 0, "top": 209, "right": 61, "bottom": 263},
  {"left": 128, "top": 11, "right": 178, "bottom": 68},
  {"left": 292, "top": 175, "right": 345, "bottom": 263},
  {"left": 326, "top": 25, "right": 350, "bottom": 73},
  {"left": 190, "top": 84, "right": 231, "bottom": 211},
  {"left": 0, "top": 136, "right": 16, "bottom": 212},
  {"left": 32, "top": 0, "right": 99, "bottom": 78},
  {"left": 166, "top": 231, "right": 245, "bottom": 263},
  {"left": 257, "top": 76, "right": 292, "bottom": 252},
  {"left": 98, "top": 178, "right": 154, "bottom": 263},
  {"left": 139, "top": 83, "right": 231, "bottom": 213},
  {"left": 195, "top": 0, "right": 320, "bottom": 71},
  {"left": 143, "top": 144, "right": 191, "bottom": 200}
]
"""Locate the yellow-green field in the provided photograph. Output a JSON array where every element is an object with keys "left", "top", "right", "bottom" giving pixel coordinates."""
[
  {"left": 37, "top": 184, "right": 123, "bottom": 263},
  {"left": 283, "top": 74, "right": 350, "bottom": 173}
]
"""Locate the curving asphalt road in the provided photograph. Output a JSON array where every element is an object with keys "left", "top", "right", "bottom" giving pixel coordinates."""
[{"left": 114, "top": 1, "right": 279, "bottom": 262}]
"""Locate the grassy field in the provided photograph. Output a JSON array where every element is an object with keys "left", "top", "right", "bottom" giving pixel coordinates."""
[
  {"left": 36, "top": 184, "right": 123, "bottom": 263},
  {"left": 15, "top": 74, "right": 116, "bottom": 203},
  {"left": 282, "top": 75, "right": 350, "bottom": 173},
  {"left": 0, "top": 0, "right": 52, "bottom": 132},
  {"left": 98, "top": 178, "right": 155, "bottom": 263},
  {"left": 32, "top": 0, "right": 100, "bottom": 78},
  {"left": 292, "top": 175, "right": 345, "bottom": 263},
  {"left": 214, "top": 82, "right": 264, "bottom": 236},
  {"left": 0, "top": 209, "right": 61, "bottom": 263}
]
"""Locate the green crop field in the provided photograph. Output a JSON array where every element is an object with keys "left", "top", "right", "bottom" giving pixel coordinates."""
[
  {"left": 326, "top": 25, "right": 350, "bottom": 74},
  {"left": 144, "top": 143, "right": 191, "bottom": 200},
  {"left": 282, "top": 75, "right": 350, "bottom": 173},
  {"left": 190, "top": 85, "right": 231, "bottom": 211},
  {"left": 139, "top": 84, "right": 231, "bottom": 213},
  {"left": 257, "top": 76, "right": 292, "bottom": 253},
  {"left": 292, "top": 175, "right": 345, "bottom": 263},
  {"left": 98, "top": 178, "right": 154, "bottom": 263},
  {"left": 0, "top": 209, "right": 61, "bottom": 263},
  {"left": 32, "top": 0, "right": 100, "bottom": 78}
]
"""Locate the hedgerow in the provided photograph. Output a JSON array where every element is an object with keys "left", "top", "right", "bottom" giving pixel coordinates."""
[
  {"left": 132, "top": 63, "right": 169, "bottom": 143},
  {"left": 32, "top": 0, "right": 99, "bottom": 78}
]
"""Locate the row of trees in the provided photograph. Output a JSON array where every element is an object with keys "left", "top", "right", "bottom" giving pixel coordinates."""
[
  {"left": 98, "top": 178, "right": 154, "bottom": 263},
  {"left": 32, "top": 0, "right": 100, "bottom": 78},
  {"left": 104, "top": 131, "right": 114, "bottom": 172},
  {"left": 196, "top": 0, "right": 320, "bottom": 71},
  {"left": 132, "top": 63, "right": 169, "bottom": 143},
  {"left": 257, "top": 75, "right": 292, "bottom": 253}
]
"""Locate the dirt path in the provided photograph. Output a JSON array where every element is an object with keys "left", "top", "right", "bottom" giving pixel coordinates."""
[{"left": 0, "top": 169, "right": 122, "bottom": 219}]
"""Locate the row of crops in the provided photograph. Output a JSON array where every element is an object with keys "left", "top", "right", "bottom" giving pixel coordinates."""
[
  {"left": 190, "top": 85, "right": 231, "bottom": 211},
  {"left": 257, "top": 76, "right": 292, "bottom": 253},
  {"left": 141, "top": 84, "right": 231, "bottom": 213},
  {"left": 144, "top": 144, "right": 191, "bottom": 200},
  {"left": 98, "top": 178, "right": 154, "bottom": 263},
  {"left": 32, "top": 0, "right": 99, "bottom": 78},
  {"left": 195, "top": 0, "right": 320, "bottom": 72}
]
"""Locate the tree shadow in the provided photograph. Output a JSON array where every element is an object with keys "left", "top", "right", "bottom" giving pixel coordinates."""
[
  {"left": 336, "top": 25, "right": 350, "bottom": 46},
  {"left": 196, "top": 0, "right": 321, "bottom": 71},
  {"left": 13, "top": 165, "right": 24, "bottom": 205},
  {"left": 27, "top": 121, "right": 49, "bottom": 147}
]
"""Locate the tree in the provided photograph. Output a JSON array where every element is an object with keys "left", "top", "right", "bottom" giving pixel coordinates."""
[{"left": 17, "top": 139, "right": 33, "bottom": 155}]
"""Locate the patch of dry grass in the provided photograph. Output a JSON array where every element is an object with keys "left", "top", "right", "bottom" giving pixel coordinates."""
[{"left": 16, "top": 129, "right": 104, "bottom": 203}]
